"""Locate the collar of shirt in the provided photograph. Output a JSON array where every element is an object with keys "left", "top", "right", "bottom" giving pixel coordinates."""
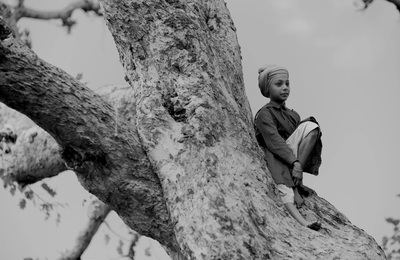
[{"left": 265, "top": 102, "right": 287, "bottom": 110}]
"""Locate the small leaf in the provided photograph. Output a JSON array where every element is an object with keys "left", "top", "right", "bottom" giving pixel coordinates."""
[
  {"left": 104, "top": 234, "right": 110, "bottom": 245},
  {"left": 116, "top": 240, "right": 124, "bottom": 255},
  {"left": 2, "top": 174, "right": 12, "bottom": 189},
  {"left": 76, "top": 73, "right": 83, "bottom": 80},
  {"left": 386, "top": 217, "right": 400, "bottom": 227},
  {"left": 40, "top": 203, "right": 53, "bottom": 221},
  {"left": 382, "top": 236, "right": 388, "bottom": 248},
  {"left": 41, "top": 183, "right": 56, "bottom": 197},
  {"left": 25, "top": 190, "right": 34, "bottom": 199},
  {"left": 394, "top": 235, "right": 400, "bottom": 244},
  {"left": 144, "top": 247, "right": 151, "bottom": 257},
  {"left": 9, "top": 184, "right": 16, "bottom": 196},
  {"left": 19, "top": 199, "right": 26, "bottom": 209},
  {"left": 56, "top": 213, "right": 61, "bottom": 226}
]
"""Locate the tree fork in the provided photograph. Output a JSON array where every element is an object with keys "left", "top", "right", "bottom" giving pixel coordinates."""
[{"left": 0, "top": 20, "right": 179, "bottom": 250}]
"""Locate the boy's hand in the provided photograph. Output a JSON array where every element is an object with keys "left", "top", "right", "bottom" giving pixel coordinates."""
[
  {"left": 292, "top": 169, "right": 303, "bottom": 186},
  {"left": 292, "top": 161, "right": 303, "bottom": 186}
]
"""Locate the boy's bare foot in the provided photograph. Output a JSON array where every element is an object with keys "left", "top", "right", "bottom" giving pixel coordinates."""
[
  {"left": 294, "top": 188, "right": 304, "bottom": 208},
  {"left": 307, "top": 221, "right": 322, "bottom": 231}
]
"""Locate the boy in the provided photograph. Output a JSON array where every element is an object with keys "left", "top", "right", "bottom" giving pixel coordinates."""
[{"left": 254, "top": 64, "right": 322, "bottom": 231}]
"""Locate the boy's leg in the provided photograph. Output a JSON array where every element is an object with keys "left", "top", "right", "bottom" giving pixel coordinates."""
[
  {"left": 295, "top": 127, "right": 320, "bottom": 198},
  {"left": 293, "top": 187, "right": 305, "bottom": 208},
  {"left": 286, "top": 122, "right": 320, "bottom": 195},
  {"left": 284, "top": 202, "right": 321, "bottom": 231},
  {"left": 297, "top": 128, "right": 320, "bottom": 168},
  {"left": 278, "top": 184, "right": 321, "bottom": 230},
  {"left": 283, "top": 202, "right": 309, "bottom": 226},
  {"left": 278, "top": 185, "right": 306, "bottom": 223}
]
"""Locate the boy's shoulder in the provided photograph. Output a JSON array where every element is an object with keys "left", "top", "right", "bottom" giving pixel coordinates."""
[
  {"left": 258, "top": 103, "right": 299, "bottom": 114},
  {"left": 255, "top": 104, "right": 270, "bottom": 118},
  {"left": 255, "top": 104, "right": 300, "bottom": 123},
  {"left": 287, "top": 106, "right": 300, "bottom": 116},
  {"left": 255, "top": 105, "right": 276, "bottom": 123}
]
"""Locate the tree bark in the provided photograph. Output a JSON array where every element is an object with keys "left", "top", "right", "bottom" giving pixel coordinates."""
[
  {"left": 0, "top": 25, "right": 177, "bottom": 250},
  {"left": 0, "top": 1, "right": 387, "bottom": 259},
  {"left": 0, "top": 103, "right": 66, "bottom": 186},
  {"left": 0, "top": 84, "right": 145, "bottom": 187}
]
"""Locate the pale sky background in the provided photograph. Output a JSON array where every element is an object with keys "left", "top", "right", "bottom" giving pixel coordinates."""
[{"left": 0, "top": 0, "right": 399, "bottom": 259}]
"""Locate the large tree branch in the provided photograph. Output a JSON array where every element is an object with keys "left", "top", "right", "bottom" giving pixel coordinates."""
[
  {"left": 0, "top": 27, "right": 140, "bottom": 174},
  {"left": 0, "top": 99, "right": 137, "bottom": 259},
  {"left": 0, "top": 105, "right": 109, "bottom": 259},
  {"left": 0, "top": 84, "right": 143, "bottom": 187},
  {"left": 0, "top": 100, "right": 136, "bottom": 260},
  {"left": 0, "top": 22, "right": 178, "bottom": 249}
]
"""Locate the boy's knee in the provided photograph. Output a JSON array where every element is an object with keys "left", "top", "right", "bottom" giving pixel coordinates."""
[
  {"left": 310, "top": 128, "right": 320, "bottom": 137},
  {"left": 306, "top": 126, "right": 320, "bottom": 141},
  {"left": 277, "top": 184, "right": 294, "bottom": 204}
]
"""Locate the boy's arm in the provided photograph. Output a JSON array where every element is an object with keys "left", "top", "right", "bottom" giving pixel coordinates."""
[{"left": 255, "top": 110, "right": 298, "bottom": 166}]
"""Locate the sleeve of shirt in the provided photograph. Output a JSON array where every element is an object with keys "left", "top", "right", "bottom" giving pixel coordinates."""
[{"left": 255, "top": 109, "right": 298, "bottom": 166}]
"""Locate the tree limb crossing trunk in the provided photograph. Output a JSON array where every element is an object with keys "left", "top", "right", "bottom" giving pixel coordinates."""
[{"left": 0, "top": 24, "right": 178, "bottom": 250}]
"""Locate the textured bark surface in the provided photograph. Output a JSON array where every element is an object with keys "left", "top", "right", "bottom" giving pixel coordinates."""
[
  {"left": 0, "top": 30, "right": 177, "bottom": 249},
  {"left": 0, "top": 103, "right": 65, "bottom": 186},
  {"left": 0, "top": 1, "right": 387, "bottom": 259}
]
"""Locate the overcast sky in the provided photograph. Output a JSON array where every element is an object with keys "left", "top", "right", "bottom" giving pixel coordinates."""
[{"left": 1, "top": 0, "right": 399, "bottom": 259}]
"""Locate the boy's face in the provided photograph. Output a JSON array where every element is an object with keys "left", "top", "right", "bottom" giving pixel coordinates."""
[{"left": 269, "top": 73, "right": 290, "bottom": 104}]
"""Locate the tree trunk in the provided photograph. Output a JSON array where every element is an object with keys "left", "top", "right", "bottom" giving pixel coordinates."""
[{"left": 0, "top": 1, "right": 387, "bottom": 259}]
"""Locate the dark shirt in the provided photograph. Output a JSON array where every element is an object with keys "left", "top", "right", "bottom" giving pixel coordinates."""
[
  {"left": 255, "top": 102, "right": 322, "bottom": 186},
  {"left": 256, "top": 102, "right": 300, "bottom": 164},
  {"left": 254, "top": 102, "right": 300, "bottom": 186}
]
